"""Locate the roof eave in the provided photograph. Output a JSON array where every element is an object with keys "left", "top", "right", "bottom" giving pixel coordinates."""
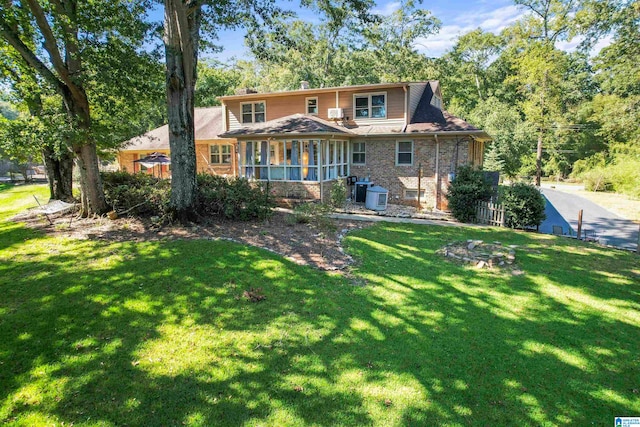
[
  {"left": 219, "top": 132, "right": 352, "bottom": 139},
  {"left": 218, "top": 82, "right": 427, "bottom": 102}
]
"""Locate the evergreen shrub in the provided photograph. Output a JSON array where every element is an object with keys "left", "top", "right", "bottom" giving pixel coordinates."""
[
  {"left": 501, "top": 183, "right": 546, "bottom": 229},
  {"left": 447, "top": 165, "right": 493, "bottom": 223}
]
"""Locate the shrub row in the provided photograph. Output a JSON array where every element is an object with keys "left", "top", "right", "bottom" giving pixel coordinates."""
[
  {"left": 101, "top": 172, "right": 274, "bottom": 221},
  {"left": 447, "top": 166, "right": 546, "bottom": 229},
  {"left": 196, "top": 174, "right": 274, "bottom": 221}
]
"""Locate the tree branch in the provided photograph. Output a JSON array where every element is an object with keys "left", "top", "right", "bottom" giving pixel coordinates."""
[{"left": 0, "top": 18, "right": 66, "bottom": 95}]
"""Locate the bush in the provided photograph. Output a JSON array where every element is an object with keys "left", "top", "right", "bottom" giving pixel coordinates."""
[
  {"left": 501, "top": 183, "right": 546, "bottom": 229},
  {"left": 447, "top": 165, "right": 493, "bottom": 223},
  {"left": 102, "top": 171, "right": 170, "bottom": 216},
  {"left": 287, "top": 202, "right": 335, "bottom": 230},
  {"left": 329, "top": 179, "right": 347, "bottom": 208},
  {"left": 196, "top": 174, "right": 274, "bottom": 221}
]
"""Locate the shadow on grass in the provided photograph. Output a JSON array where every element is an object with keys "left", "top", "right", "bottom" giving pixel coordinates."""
[{"left": 0, "top": 220, "right": 638, "bottom": 425}]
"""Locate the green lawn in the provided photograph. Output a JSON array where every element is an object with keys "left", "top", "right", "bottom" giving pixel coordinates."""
[{"left": 1, "top": 184, "right": 639, "bottom": 426}]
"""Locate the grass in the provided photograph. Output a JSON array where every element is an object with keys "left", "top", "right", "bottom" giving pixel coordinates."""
[{"left": 1, "top": 183, "right": 639, "bottom": 426}]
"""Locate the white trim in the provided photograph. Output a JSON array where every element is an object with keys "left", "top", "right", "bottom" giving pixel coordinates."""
[
  {"left": 209, "top": 143, "right": 232, "bottom": 164},
  {"left": 404, "top": 188, "right": 426, "bottom": 200},
  {"left": 396, "top": 140, "right": 414, "bottom": 166},
  {"left": 305, "top": 97, "right": 319, "bottom": 115},
  {"left": 351, "top": 141, "right": 366, "bottom": 165},
  {"left": 240, "top": 100, "right": 266, "bottom": 124},
  {"left": 353, "top": 91, "right": 387, "bottom": 121}
]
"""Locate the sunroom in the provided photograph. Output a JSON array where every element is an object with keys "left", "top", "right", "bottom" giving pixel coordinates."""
[
  {"left": 220, "top": 114, "right": 354, "bottom": 201},
  {"left": 238, "top": 139, "right": 350, "bottom": 182}
]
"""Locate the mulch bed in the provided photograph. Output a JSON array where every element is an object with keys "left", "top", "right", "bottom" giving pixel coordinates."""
[{"left": 15, "top": 209, "right": 371, "bottom": 271}]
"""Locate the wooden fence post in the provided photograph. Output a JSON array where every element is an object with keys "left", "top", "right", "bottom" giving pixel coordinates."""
[{"left": 577, "top": 209, "right": 583, "bottom": 240}]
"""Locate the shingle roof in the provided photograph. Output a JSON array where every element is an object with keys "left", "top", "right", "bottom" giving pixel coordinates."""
[
  {"left": 405, "top": 84, "right": 487, "bottom": 135},
  {"left": 220, "top": 114, "right": 352, "bottom": 138},
  {"left": 121, "top": 107, "right": 225, "bottom": 151}
]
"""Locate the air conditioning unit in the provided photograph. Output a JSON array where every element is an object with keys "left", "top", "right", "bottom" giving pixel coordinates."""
[{"left": 327, "top": 108, "right": 344, "bottom": 119}]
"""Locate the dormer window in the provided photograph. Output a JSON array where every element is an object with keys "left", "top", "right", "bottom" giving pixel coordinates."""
[
  {"left": 241, "top": 101, "right": 266, "bottom": 124},
  {"left": 431, "top": 94, "right": 442, "bottom": 109},
  {"left": 354, "top": 93, "right": 386, "bottom": 119}
]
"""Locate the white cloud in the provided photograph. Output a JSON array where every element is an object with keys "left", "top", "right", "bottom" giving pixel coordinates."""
[
  {"left": 372, "top": 1, "right": 401, "bottom": 16},
  {"left": 413, "top": 5, "right": 525, "bottom": 57}
]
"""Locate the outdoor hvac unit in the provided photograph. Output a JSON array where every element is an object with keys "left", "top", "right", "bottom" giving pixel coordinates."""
[
  {"left": 327, "top": 108, "right": 344, "bottom": 119},
  {"left": 365, "top": 186, "right": 389, "bottom": 211},
  {"left": 354, "top": 180, "right": 373, "bottom": 203}
]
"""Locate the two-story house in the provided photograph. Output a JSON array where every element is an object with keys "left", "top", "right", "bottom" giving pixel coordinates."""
[{"left": 118, "top": 81, "right": 490, "bottom": 210}]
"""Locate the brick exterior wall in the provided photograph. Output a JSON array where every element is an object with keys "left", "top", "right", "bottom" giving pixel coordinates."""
[
  {"left": 118, "top": 137, "right": 477, "bottom": 211},
  {"left": 349, "top": 137, "right": 471, "bottom": 210}
]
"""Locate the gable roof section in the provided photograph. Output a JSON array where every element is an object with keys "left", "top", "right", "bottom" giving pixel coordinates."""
[
  {"left": 122, "top": 107, "right": 225, "bottom": 151},
  {"left": 406, "top": 84, "right": 490, "bottom": 138},
  {"left": 220, "top": 114, "right": 352, "bottom": 138}
]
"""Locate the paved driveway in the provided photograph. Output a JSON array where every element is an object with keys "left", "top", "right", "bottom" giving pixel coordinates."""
[{"left": 540, "top": 188, "right": 639, "bottom": 251}]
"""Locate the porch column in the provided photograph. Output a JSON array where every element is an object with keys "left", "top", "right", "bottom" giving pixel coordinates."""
[{"left": 319, "top": 140, "right": 324, "bottom": 203}]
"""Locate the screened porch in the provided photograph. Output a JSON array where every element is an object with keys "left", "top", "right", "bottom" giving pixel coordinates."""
[{"left": 238, "top": 139, "right": 350, "bottom": 182}]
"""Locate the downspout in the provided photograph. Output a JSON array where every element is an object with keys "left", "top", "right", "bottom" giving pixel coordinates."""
[
  {"left": 403, "top": 85, "right": 408, "bottom": 129},
  {"left": 434, "top": 135, "right": 439, "bottom": 211}
]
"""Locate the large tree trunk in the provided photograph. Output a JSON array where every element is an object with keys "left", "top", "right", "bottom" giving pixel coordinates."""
[
  {"left": 73, "top": 141, "right": 107, "bottom": 216},
  {"left": 42, "top": 146, "right": 74, "bottom": 202},
  {"left": 164, "top": 0, "right": 201, "bottom": 222}
]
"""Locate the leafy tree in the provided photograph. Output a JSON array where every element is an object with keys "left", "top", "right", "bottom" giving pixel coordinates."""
[
  {"left": 195, "top": 60, "right": 242, "bottom": 106},
  {"left": 468, "top": 97, "right": 534, "bottom": 178},
  {"left": 0, "top": 1, "right": 160, "bottom": 216},
  {"left": 439, "top": 29, "right": 505, "bottom": 115},
  {"left": 362, "top": 0, "right": 440, "bottom": 81}
]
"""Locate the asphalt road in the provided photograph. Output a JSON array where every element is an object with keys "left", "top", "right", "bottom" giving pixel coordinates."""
[{"left": 540, "top": 187, "right": 639, "bottom": 251}]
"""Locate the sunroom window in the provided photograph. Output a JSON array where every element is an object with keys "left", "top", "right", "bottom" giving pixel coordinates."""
[{"left": 239, "top": 139, "right": 348, "bottom": 182}]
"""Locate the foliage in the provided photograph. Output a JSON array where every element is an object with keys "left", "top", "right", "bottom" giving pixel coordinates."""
[
  {"left": 500, "top": 183, "right": 546, "bottom": 229},
  {"left": 329, "top": 179, "right": 347, "bottom": 208},
  {"left": 101, "top": 171, "right": 171, "bottom": 217},
  {"left": 579, "top": 158, "right": 640, "bottom": 198},
  {"left": 195, "top": 60, "right": 243, "bottom": 107},
  {"left": 468, "top": 97, "right": 534, "bottom": 178},
  {"left": 446, "top": 165, "right": 493, "bottom": 223},
  {"left": 196, "top": 174, "right": 274, "bottom": 221},
  {"left": 1, "top": 187, "right": 639, "bottom": 425},
  {"left": 288, "top": 202, "right": 335, "bottom": 230}
]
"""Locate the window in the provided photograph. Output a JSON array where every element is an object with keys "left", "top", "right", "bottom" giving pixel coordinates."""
[
  {"left": 306, "top": 97, "right": 318, "bottom": 115},
  {"left": 404, "top": 189, "right": 426, "bottom": 200},
  {"left": 241, "top": 101, "right": 265, "bottom": 124},
  {"left": 396, "top": 141, "right": 413, "bottom": 165},
  {"left": 352, "top": 142, "right": 366, "bottom": 164},
  {"left": 431, "top": 94, "right": 442, "bottom": 109},
  {"left": 354, "top": 93, "right": 386, "bottom": 119},
  {"left": 210, "top": 144, "right": 232, "bottom": 164}
]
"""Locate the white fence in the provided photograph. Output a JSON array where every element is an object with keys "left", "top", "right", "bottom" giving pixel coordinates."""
[{"left": 476, "top": 201, "right": 505, "bottom": 226}]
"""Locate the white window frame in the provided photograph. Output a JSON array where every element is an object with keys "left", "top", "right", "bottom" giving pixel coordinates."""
[
  {"left": 210, "top": 144, "right": 232, "bottom": 164},
  {"left": 353, "top": 92, "right": 387, "bottom": 120},
  {"left": 240, "top": 101, "right": 266, "bottom": 124},
  {"left": 352, "top": 141, "right": 366, "bottom": 165},
  {"left": 404, "top": 189, "right": 426, "bottom": 200},
  {"left": 396, "top": 140, "right": 413, "bottom": 166},
  {"left": 306, "top": 97, "right": 318, "bottom": 115}
]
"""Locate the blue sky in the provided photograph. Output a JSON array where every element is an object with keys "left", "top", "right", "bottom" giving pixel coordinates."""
[
  {"left": 209, "top": 0, "right": 525, "bottom": 61},
  {"left": 152, "top": 1, "right": 610, "bottom": 62}
]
